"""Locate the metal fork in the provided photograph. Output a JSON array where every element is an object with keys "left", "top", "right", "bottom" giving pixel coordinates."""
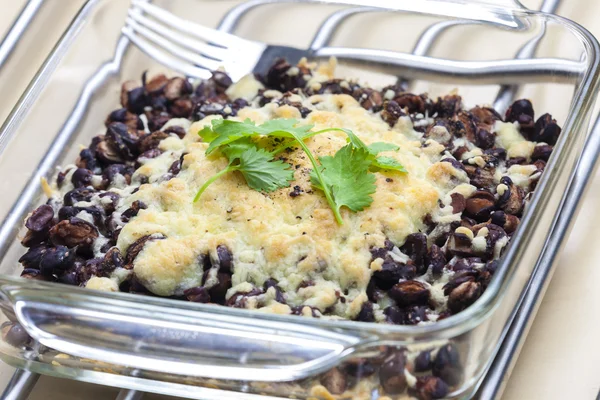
[
  {"left": 122, "top": 0, "right": 583, "bottom": 84},
  {"left": 123, "top": 0, "right": 308, "bottom": 81}
]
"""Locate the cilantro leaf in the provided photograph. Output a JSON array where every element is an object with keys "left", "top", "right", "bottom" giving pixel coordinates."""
[
  {"left": 201, "top": 118, "right": 315, "bottom": 155},
  {"left": 259, "top": 119, "right": 313, "bottom": 140},
  {"left": 198, "top": 119, "right": 224, "bottom": 142},
  {"left": 237, "top": 147, "right": 294, "bottom": 192},
  {"left": 310, "top": 145, "right": 377, "bottom": 214},
  {"left": 370, "top": 156, "right": 408, "bottom": 173},
  {"left": 204, "top": 119, "right": 260, "bottom": 154},
  {"left": 196, "top": 117, "right": 407, "bottom": 223},
  {"left": 367, "top": 142, "right": 400, "bottom": 154},
  {"left": 194, "top": 138, "right": 293, "bottom": 202},
  {"left": 221, "top": 137, "right": 256, "bottom": 160}
]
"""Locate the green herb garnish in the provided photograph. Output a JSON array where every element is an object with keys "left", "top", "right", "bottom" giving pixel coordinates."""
[
  {"left": 310, "top": 144, "right": 377, "bottom": 214},
  {"left": 193, "top": 137, "right": 293, "bottom": 201},
  {"left": 195, "top": 118, "right": 407, "bottom": 224}
]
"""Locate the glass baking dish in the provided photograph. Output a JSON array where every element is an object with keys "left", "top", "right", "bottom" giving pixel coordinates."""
[{"left": 0, "top": 0, "right": 598, "bottom": 399}]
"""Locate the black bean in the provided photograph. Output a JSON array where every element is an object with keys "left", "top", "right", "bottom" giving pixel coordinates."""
[
  {"left": 95, "top": 139, "right": 125, "bottom": 164},
  {"left": 475, "top": 128, "right": 495, "bottom": 149},
  {"left": 320, "top": 368, "right": 347, "bottom": 395},
  {"left": 20, "top": 268, "right": 45, "bottom": 280},
  {"left": 465, "top": 190, "right": 496, "bottom": 221},
  {"left": 401, "top": 233, "right": 428, "bottom": 274},
  {"left": 163, "top": 125, "right": 187, "bottom": 138},
  {"left": 216, "top": 245, "right": 233, "bottom": 273},
  {"left": 20, "top": 229, "right": 48, "bottom": 248},
  {"left": 356, "top": 301, "right": 375, "bottom": 322},
  {"left": 138, "top": 131, "right": 169, "bottom": 153},
  {"left": 404, "top": 305, "right": 429, "bottom": 325},
  {"left": 497, "top": 177, "right": 524, "bottom": 216},
  {"left": 76, "top": 149, "right": 98, "bottom": 171},
  {"left": 39, "top": 246, "right": 76, "bottom": 276},
  {"left": 63, "top": 187, "right": 95, "bottom": 206},
  {"left": 389, "top": 280, "right": 430, "bottom": 307},
  {"left": 184, "top": 286, "right": 211, "bottom": 303},
  {"left": 77, "top": 257, "right": 102, "bottom": 283},
  {"left": 191, "top": 101, "right": 227, "bottom": 121},
  {"left": 369, "top": 239, "right": 394, "bottom": 260},
  {"left": 107, "top": 108, "right": 128, "bottom": 124},
  {"left": 532, "top": 113, "right": 560, "bottom": 145},
  {"left": 395, "top": 93, "right": 428, "bottom": 115},
  {"left": 58, "top": 269, "right": 80, "bottom": 285},
  {"left": 103, "top": 164, "right": 134, "bottom": 185},
  {"left": 169, "top": 98, "right": 194, "bottom": 118},
  {"left": 263, "top": 278, "right": 285, "bottom": 304},
  {"left": 25, "top": 205, "right": 54, "bottom": 232},
  {"left": 211, "top": 71, "right": 233, "bottom": 90},
  {"left": 505, "top": 99, "right": 535, "bottom": 137},
  {"left": 440, "top": 158, "right": 465, "bottom": 172},
  {"left": 18, "top": 244, "right": 47, "bottom": 269},
  {"left": 433, "top": 344, "right": 462, "bottom": 386},
  {"left": 1, "top": 323, "right": 31, "bottom": 348},
  {"left": 58, "top": 206, "right": 79, "bottom": 221},
  {"left": 106, "top": 122, "right": 139, "bottom": 159},
  {"left": 99, "top": 247, "right": 124, "bottom": 276},
  {"left": 71, "top": 168, "right": 94, "bottom": 188},
  {"left": 413, "top": 376, "right": 449, "bottom": 400},
  {"left": 49, "top": 218, "right": 98, "bottom": 249},
  {"left": 434, "top": 94, "right": 462, "bottom": 118},
  {"left": 448, "top": 281, "right": 482, "bottom": 313},
  {"left": 168, "top": 159, "right": 182, "bottom": 175},
  {"left": 484, "top": 147, "right": 506, "bottom": 161},
  {"left": 225, "top": 287, "right": 262, "bottom": 308},
  {"left": 343, "top": 359, "right": 376, "bottom": 378},
  {"left": 383, "top": 306, "right": 405, "bottom": 324},
  {"left": 164, "top": 77, "right": 193, "bottom": 100},
  {"left": 126, "top": 86, "right": 150, "bottom": 114},
  {"left": 373, "top": 260, "right": 417, "bottom": 290},
  {"left": 145, "top": 74, "right": 168, "bottom": 95},
  {"left": 265, "top": 58, "right": 310, "bottom": 92},
  {"left": 353, "top": 88, "right": 383, "bottom": 111},
  {"left": 414, "top": 350, "right": 433, "bottom": 372},
  {"left": 125, "top": 234, "right": 165, "bottom": 266},
  {"left": 379, "top": 352, "right": 407, "bottom": 394},
  {"left": 121, "top": 200, "right": 147, "bottom": 222},
  {"left": 427, "top": 244, "right": 446, "bottom": 278},
  {"left": 206, "top": 271, "right": 232, "bottom": 305},
  {"left": 98, "top": 192, "right": 120, "bottom": 214}
]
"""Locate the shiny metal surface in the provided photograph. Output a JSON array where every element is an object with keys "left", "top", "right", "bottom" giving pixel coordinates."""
[
  {"left": 116, "top": 390, "right": 144, "bottom": 400},
  {"left": 0, "top": 0, "right": 44, "bottom": 70},
  {"left": 0, "top": 369, "right": 39, "bottom": 400},
  {"left": 124, "top": 0, "right": 582, "bottom": 83}
]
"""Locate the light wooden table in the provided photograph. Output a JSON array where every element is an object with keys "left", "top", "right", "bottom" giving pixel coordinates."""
[{"left": 0, "top": 1, "right": 599, "bottom": 399}]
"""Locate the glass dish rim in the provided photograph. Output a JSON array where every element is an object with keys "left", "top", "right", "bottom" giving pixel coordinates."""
[{"left": 0, "top": 0, "right": 598, "bottom": 341}]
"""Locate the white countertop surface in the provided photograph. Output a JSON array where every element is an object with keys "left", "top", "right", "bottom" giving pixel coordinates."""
[{"left": 0, "top": 1, "right": 599, "bottom": 399}]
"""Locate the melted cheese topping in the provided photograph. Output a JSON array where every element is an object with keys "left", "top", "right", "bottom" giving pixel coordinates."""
[{"left": 112, "top": 92, "right": 459, "bottom": 316}]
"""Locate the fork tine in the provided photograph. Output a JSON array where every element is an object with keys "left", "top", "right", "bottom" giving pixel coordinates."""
[
  {"left": 125, "top": 17, "right": 222, "bottom": 71},
  {"left": 127, "top": 10, "right": 229, "bottom": 61},
  {"left": 130, "top": 0, "right": 249, "bottom": 49},
  {"left": 122, "top": 26, "right": 212, "bottom": 79}
]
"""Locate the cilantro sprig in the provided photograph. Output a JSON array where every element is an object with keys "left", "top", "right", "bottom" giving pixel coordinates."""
[
  {"left": 193, "top": 137, "right": 293, "bottom": 201},
  {"left": 196, "top": 118, "right": 406, "bottom": 224}
]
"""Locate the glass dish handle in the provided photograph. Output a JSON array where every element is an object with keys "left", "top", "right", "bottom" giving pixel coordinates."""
[{"left": 11, "top": 290, "right": 365, "bottom": 381}]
